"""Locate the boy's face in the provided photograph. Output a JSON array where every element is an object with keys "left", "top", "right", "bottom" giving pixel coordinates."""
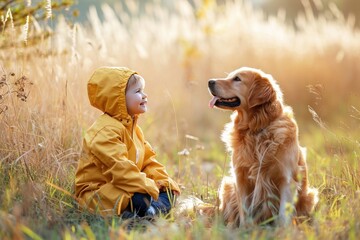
[{"left": 126, "top": 75, "right": 147, "bottom": 117}]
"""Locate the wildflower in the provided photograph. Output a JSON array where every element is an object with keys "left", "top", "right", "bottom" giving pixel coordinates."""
[{"left": 178, "top": 148, "right": 190, "bottom": 156}]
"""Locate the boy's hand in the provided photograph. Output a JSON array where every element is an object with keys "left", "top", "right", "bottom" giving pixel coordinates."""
[{"left": 156, "top": 181, "right": 163, "bottom": 189}]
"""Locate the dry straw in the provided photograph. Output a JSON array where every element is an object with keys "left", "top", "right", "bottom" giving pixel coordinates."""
[
  {"left": 45, "top": 0, "right": 52, "bottom": 19},
  {"left": 8, "top": 9, "right": 14, "bottom": 33},
  {"left": 1, "top": 8, "right": 14, "bottom": 33},
  {"left": 71, "top": 23, "right": 78, "bottom": 63},
  {"left": 22, "top": 15, "right": 30, "bottom": 45}
]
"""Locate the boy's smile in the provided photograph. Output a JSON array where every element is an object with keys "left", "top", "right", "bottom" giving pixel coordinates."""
[{"left": 126, "top": 75, "right": 148, "bottom": 117}]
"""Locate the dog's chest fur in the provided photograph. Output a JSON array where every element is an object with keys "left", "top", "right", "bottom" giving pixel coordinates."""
[{"left": 223, "top": 109, "right": 298, "bottom": 184}]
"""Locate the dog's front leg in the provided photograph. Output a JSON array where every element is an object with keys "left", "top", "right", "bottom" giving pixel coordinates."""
[
  {"left": 235, "top": 186, "right": 246, "bottom": 226},
  {"left": 278, "top": 181, "right": 294, "bottom": 226},
  {"left": 235, "top": 167, "right": 248, "bottom": 227}
]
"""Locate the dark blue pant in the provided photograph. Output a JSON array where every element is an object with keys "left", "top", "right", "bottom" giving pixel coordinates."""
[{"left": 126, "top": 191, "right": 175, "bottom": 217}]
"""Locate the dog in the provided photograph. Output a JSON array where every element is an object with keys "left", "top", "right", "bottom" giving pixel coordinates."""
[{"left": 208, "top": 67, "right": 318, "bottom": 227}]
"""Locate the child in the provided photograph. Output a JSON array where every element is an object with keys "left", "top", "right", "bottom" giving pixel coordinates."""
[{"left": 75, "top": 67, "right": 180, "bottom": 218}]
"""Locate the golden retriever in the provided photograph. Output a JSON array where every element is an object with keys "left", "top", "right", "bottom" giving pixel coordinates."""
[{"left": 208, "top": 67, "right": 318, "bottom": 227}]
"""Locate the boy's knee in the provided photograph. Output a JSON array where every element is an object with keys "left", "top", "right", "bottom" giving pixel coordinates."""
[
  {"left": 152, "top": 191, "right": 176, "bottom": 213},
  {"left": 159, "top": 191, "right": 176, "bottom": 205}
]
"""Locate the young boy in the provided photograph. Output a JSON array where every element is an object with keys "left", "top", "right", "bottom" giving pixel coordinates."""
[{"left": 75, "top": 67, "right": 180, "bottom": 218}]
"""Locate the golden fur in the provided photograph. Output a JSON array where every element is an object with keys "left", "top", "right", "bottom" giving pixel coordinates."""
[{"left": 208, "top": 67, "right": 318, "bottom": 227}]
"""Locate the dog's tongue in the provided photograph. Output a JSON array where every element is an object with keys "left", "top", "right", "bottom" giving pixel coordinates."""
[{"left": 209, "top": 96, "right": 220, "bottom": 108}]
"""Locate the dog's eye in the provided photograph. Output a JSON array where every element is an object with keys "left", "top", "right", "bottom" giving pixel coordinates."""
[{"left": 233, "top": 76, "right": 241, "bottom": 82}]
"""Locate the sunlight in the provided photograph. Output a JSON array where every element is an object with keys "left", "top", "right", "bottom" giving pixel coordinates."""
[{"left": 1, "top": 0, "right": 360, "bottom": 238}]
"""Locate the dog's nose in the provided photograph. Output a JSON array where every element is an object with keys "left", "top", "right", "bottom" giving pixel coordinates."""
[{"left": 208, "top": 80, "right": 215, "bottom": 88}]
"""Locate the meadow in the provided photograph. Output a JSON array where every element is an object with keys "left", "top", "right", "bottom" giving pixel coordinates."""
[{"left": 0, "top": 0, "right": 359, "bottom": 239}]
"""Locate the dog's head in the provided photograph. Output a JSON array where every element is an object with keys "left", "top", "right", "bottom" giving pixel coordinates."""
[{"left": 208, "top": 67, "right": 283, "bottom": 110}]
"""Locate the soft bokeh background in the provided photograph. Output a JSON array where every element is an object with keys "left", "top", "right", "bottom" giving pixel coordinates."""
[{"left": 1, "top": 0, "right": 360, "bottom": 239}]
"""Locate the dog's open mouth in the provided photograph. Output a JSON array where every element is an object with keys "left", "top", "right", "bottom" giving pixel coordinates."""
[{"left": 209, "top": 96, "right": 241, "bottom": 108}]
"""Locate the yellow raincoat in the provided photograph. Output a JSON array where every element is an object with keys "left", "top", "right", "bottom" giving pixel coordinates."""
[{"left": 75, "top": 67, "right": 180, "bottom": 216}]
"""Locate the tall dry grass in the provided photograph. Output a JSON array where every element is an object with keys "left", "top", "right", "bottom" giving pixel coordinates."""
[{"left": 0, "top": 0, "right": 360, "bottom": 239}]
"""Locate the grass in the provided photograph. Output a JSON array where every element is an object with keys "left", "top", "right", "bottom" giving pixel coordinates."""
[{"left": 1, "top": 0, "right": 360, "bottom": 239}]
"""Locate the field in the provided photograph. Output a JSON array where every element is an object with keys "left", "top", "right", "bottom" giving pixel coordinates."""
[{"left": 1, "top": 0, "right": 360, "bottom": 239}]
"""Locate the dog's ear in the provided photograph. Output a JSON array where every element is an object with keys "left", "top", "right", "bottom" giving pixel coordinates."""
[{"left": 248, "top": 76, "right": 276, "bottom": 108}]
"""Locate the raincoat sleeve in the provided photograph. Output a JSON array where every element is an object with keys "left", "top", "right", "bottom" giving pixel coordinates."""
[
  {"left": 142, "top": 141, "right": 181, "bottom": 195},
  {"left": 90, "top": 126, "right": 160, "bottom": 200}
]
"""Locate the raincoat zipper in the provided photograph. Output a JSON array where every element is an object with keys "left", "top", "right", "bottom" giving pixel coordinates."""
[
  {"left": 131, "top": 116, "right": 139, "bottom": 163},
  {"left": 130, "top": 116, "right": 137, "bottom": 139}
]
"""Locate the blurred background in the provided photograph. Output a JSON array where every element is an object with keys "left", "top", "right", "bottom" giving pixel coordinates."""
[
  {"left": 1, "top": 0, "right": 360, "bottom": 238},
  {"left": 73, "top": 0, "right": 360, "bottom": 26}
]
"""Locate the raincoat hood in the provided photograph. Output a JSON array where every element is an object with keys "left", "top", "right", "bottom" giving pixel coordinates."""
[{"left": 87, "top": 67, "right": 136, "bottom": 122}]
